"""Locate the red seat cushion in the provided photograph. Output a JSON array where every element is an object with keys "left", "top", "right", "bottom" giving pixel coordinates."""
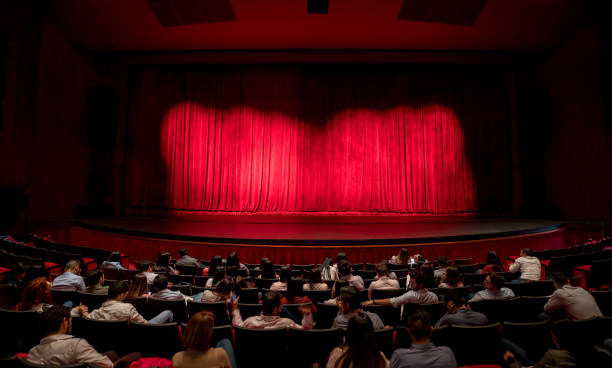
[
  {"left": 576, "top": 265, "right": 591, "bottom": 272},
  {"left": 0, "top": 267, "right": 11, "bottom": 274},
  {"left": 44, "top": 262, "right": 60, "bottom": 270}
]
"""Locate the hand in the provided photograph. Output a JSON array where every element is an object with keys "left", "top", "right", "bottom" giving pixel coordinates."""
[
  {"left": 361, "top": 300, "right": 373, "bottom": 308},
  {"left": 298, "top": 304, "right": 313, "bottom": 316},
  {"left": 503, "top": 351, "right": 516, "bottom": 363},
  {"left": 230, "top": 295, "right": 240, "bottom": 311},
  {"left": 77, "top": 303, "right": 88, "bottom": 313}
]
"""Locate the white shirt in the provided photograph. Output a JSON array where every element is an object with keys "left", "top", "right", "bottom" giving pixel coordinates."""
[{"left": 509, "top": 256, "right": 541, "bottom": 281}]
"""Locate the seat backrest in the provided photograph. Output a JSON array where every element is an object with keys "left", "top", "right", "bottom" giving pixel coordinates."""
[
  {"left": 19, "top": 360, "right": 88, "bottom": 368},
  {"left": 253, "top": 277, "right": 278, "bottom": 290},
  {"left": 468, "top": 297, "right": 520, "bottom": 323},
  {"left": 374, "top": 327, "right": 395, "bottom": 359},
  {"left": 303, "top": 289, "right": 332, "bottom": 303},
  {"left": 513, "top": 296, "right": 548, "bottom": 322},
  {"left": 193, "top": 275, "right": 210, "bottom": 287},
  {"left": 502, "top": 320, "right": 554, "bottom": 362},
  {"left": 463, "top": 273, "right": 487, "bottom": 286},
  {"left": 364, "top": 304, "right": 400, "bottom": 327},
  {"left": 237, "top": 303, "right": 262, "bottom": 319},
  {"left": 283, "top": 303, "right": 312, "bottom": 321},
  {"left": 288, "top": 327, "right": 343, "bottom": 366},
  {"left": 76, "top": 291, "right": 107, "bottom": 311},
  {"left": 356, "top": 270, "right": 376, "bottom": 279},
  {"left": 235, "top": 287, "right": 259, "bottom": 304},
  {"left": 128, "top": 321, "right": 182, "bottom": 358},
  {"left": 591, "top": 290, "right": 612, "bottom": 317},
  {"left": 522, "top": 280, "right": 555, "bottom": 297},
  {"left": 371, "top": 288, "right": 404, "bottom": 300},
  {"left": 148, "top": 297, "right": 189, "bottom": 323},
  {"left": 417, "top": 302, "right": 446, "bottom": 326},
  {"left": 50, "top": 288, "right": 78, "bottom": 306},
  {"left": 101, "top": 267, "right": 123, "bottom": 281},
  {"left": 176, "top": 264, "right": 197, "bottom": 275},
  {"left": 449, "top": 323, "right": 501, "bottom": 366},
  {"left": 0, "top": 308, "right": 41, "bottom": 356},
  {"left": 71, "top": 316, "right": 128, "bottom": 354},
  {"left": 234, "top": 326, "right": 288, "bottom": 367},
  {"left": 315, "top": 302, "right": 340, "bottom": 329},
  {"left": 187, "top": 300, "right": 229, "bottom": 325}
]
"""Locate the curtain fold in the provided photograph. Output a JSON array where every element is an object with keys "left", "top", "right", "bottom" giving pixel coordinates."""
[{"left": 125, "top": 65, "right": 512, "bottom": 215}]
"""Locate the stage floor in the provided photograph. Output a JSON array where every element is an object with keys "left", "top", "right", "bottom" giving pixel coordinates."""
[{"left": 71, "top": 216, "right": 562, "bottom": 245}]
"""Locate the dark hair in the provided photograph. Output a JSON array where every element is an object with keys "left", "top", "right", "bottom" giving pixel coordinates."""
[
  {"left": 225, "top": 264, "right": 239, "bottom": 277},
  {"left": 108, "top": 251, "right": 122, "bottom": 263},
  {"left": 214, "top": 278, "right": 234, "bottom": 297},
  {"left": 85, "top": 269, "right": 103, "bottom": 287},
  {"left": 332, "top": 280, "right": 348, "bottom": 298},
  {"left": 338, "top": 260, "right": 351, "bottom": 277},
  {"left": 178, "top": 248, "right": 187, "bottom": 257},
  {"left": 262, "top": 291, "right": 282, "bottom": 314},
  {"left": 211, "top": 265, "right": 226, "bottom": 284},
  {"left": 336, "top": 252, "right": 347, "bottom": 263},
  {"left": 407, "top": 309, "right": 432, "bottom": 340},
  {"left": 108, "top": 280, "right": 129, "bottom": 299},
  {"left": 307, "top": 268, "right": 322, "bottom": 285},
  {"left": 411, "top": 271, "right": 425, "bottom": 290},
  {"left": 139, "top": 260, "right": 153, "bottom": 272},
  {"left": 488, "top": 272, "right": 505, "bottom": 289},
  {"left": 375, "top": 262, "right": 389, "bottom": 277},
  {"left": 278, "top": 266, "right": 292, "bottom": 283},
  {"left": 443, "top": 267, "right": 462, "bottom": 287},
  {"left": 209, "top": 255, "right": 223, "bottom": 270},
  {"left": 437, "top": 256, "right": 448, "bottom": 267},
  {"left": 336, "top": 312, "right": 386, "bottom": 368},
  {"left": 419, "top": 265, "right": 436, "bottom": 288},
  {"left": 261, "top": 259, "right": 277, "bottom": 279},
  {"left": 226, "top": 252, "right": 240, "bottom": 267},
  {"left": 339, "top": 286, "right": 360, "bottom": 311},
  {"left": 286, "top": 277, "right": 304, "bottom": 303},
  {"left": 40, "top": 305, "right": 71, "bottom": 336},
  {"left": 443, "top": 289, "right": 467, "bottom": 307},
  {"left": 156, "top": 252, "right": 171, "bottom": 267},
  {"left": 126, "top": 274, "right": 148, "bottom": 303},
  {"left": 153, "top": 274, "right": 169, "bottom": 292},
  {"left": 551, "top": 271, "right": 569, "bottom": 289},
  {"left": 521, "top": 248, "right": 532, "bottom": 256},
  {"left": 233, "top": 276, "right": 250, "bottom": 296},
  {"left": 485, "top": 251, "right": 501, "bottom": 266},
  {"left": 396, "top": 248, "right": 410, "bottom": 265}
]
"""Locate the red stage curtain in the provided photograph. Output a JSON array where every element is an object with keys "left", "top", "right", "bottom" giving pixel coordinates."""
[{"left": 125, "top": 65, "right": 512, "bottom": 214}]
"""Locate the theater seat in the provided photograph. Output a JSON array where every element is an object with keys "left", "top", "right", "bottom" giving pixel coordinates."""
[
  {"left": 448, "top": 323, "right": 501, "bottom": 366},
  {"left": 502, "top": 320, "right": 554, "bottom": 362},
  {"left": 0, "top": 308, "right": 41, "bottom": 356},
  {"left": 235, "top": 287, "right": 259, "bottom": 304},
  {"left": 234, "top": 326, "right": 287, "bottom": 367},
  {"left": 374, "top": 327, "right": 395, "bottom": 358},
  {"left": 303, "top": 289, "right": 332, "bottom": 303},
  {"left": 76, "top": 291, "right": 107, "bottom": 311},
  {"left": 288, "top": 327, "right": 342, "bottom": 367},
  {"left": 315, "top": 302, "right": 339, "bottom": 329},
  {"left": 237, "top": 303, "right": 262, "bottom": 319},
  {"left": 129, "top": 321, "right": 182, "bottom": 359},
  {"left": 71, "top": 316, "right": 128, "bottom": 354},
  {"left": 187, "top": 300, "right": 229, "bottom": 325},
  {"left": 19, "top": 360, "right": 89, "bottom": 368}
]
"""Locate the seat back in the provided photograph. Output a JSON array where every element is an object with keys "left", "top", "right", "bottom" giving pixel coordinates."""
[
  {"left": 363, "top": 304, "right": 400, "bottom": 326},
  {"left": 591, "top": 290, "right": 612, "bottom": 316},
  {"left": 101, "top": 267, "right": 123, "bottom": 281},
  {"left": 19, "top": 360, "right": 88, "bottom": 368},
  {"left": 283, "top": 303, "right": 311, "bottom": 322},
  {"left": 235, "top": 287, "right": 259, "bottom": 304},
  {"left": 522, "top": 280, "right": 555, "bottom": 296},
  {"left": 176, "top": 264, "right": 197, "bottom": 275},
  {"left": 356, "top": 270, "right": 376, "bottom": 279},
  {"left": 253, "top": 277, "right": 278, "bottom": 290},
  {"left": 148, "top": 297, "right": 189, "bottom": 323},
  {"left": 463, "top": 273, "right": 487, "bottom": 286},
  {"left": 169, "top": 284, "right": 192, "bottom": 296},
  {"left": 50, "top": 288, "right": 78, "bottom": 306},
  {"left": 502, "top": 320, "right": 554, "bottom": 362},
  {"left": 187, "top": 300, "right": 229, "bottom": 325},
  {"left": 234, "top": 326, "right": 288, "bottom": 367},
  {"left": 76, "top": 291, "right": 107, "bottom": 311},
  {"left": 372, "top": 327, "right": 395, "bottom": 358},
  {"left": 418, "top": 302, "right": 447, "bottom": 326},
  {"left": 129, "top": 321, "right": 182, "bottom": 358},
  {"left": 288, "top": 327, "right": 343, "bottom": 367},
  {"left": 71, "top": 316, "right": 128, "bottom": 355},
  {"left": 237, "top": 303, "right": 262, "bottom": 319},
  {"left": 315, "top": 302, "right": 339, "bottom": 329},
  {"left": 303, "top": 289, "right": 332, "bottom": 303},
  {"left": 448, "top": 323, "right": 501, "bottom": 366},
  {"left": 513, "top": 296, "right": 549, "bottom": 322},
  {"left": 0, "top": 308, "right": 41, "bottom": 356},
  {"left": 468, "top": 297, "right": 520, "bottom": 323},
  {"left": 371, "top": 288, "right": 404, "bottom": 300}
]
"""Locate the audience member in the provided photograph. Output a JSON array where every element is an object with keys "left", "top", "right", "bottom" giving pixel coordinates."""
[
  {"left": 101, "top": 251, "right": 125, "bottom": 270},
  {"left": 205, "top": 265, "right": 226, "bottom": 288},
  {"left": 258, "top": 258, "right": 278, "bottom": 279},
  {"left": 203, "top": 255, "right": 223, "bottom": 277},
  {"left": 390, "top": 310, "right": 457, "bottom": 368},
  {"left": 270, "top": 266, "right": 291, "bottom": 291},
  {"left": 337, "top": 260, "right": 365, "bottom": 290},
  {"left": 481, "top": 250, "right": 504, "bottom": 273},
  {"left": 326, "top": 312, "right": 388, "bottom": 368},
  {"left": 172, "top": 311, "right": 235, "bottom": 368},
  {"left": 419, "top": 264, "right": 437, "bottom": 289},
  {"left": 282, "top": 277, "right": 314, "bottom": 306},
  {"left": 368, "top": 262, "right": 400, "bottom": 299},
  {"left": 231, "top": 291, "right": 313, "bottom": 329},
  {"left": 333, "top": 286, "right": 384, "bottom": 330},
  {"left": 52, "top": 260, "right": 86, "bottom": 291},
  {"left": 153, "top": 251, "right": 177, "bottom": 274},
  {"left": 233, "top": 275, "right": 254, "bottom": 296},
  {"left": 84, "top": 269, "right": 108, "bottom": 295},
  {"left": 320, "top": 257, "right": 339, "bottom": 281},
  {"left": 390, "top": 248, "right": 410, "bottom": 266},
  {"left": 27, "top": 305, "right": 141, "bottom": 368},
  {"left": 151, "top": 274, "right": 187, "bottom": 301},
  {"left": 226, "top": 251, "right": 250, "bottom": 277},
  {"left": 85, "top": 280, "right": 173, "bottom": 324},
  {"left": 435, "top": 290, "right": 488, "bottom": 328},
  {"left": 362, "top": 272, "right": 438, "bottom": 309},
  {"left": 195, "top": 277, "right": 233, "bottom": 303},
  {"left": 138, "top": 260, "right": 156, "bottom": 284},
  {"left": 303, "top": 267, "right": 329, "bottom": 291},
  {"left": 124, "top": 274, "right": 149, "bottom": 305},
  {"left": 324, "top": 280, "right": 349, "bottom": 305},
  {"left": 543, "top": 272, "right": 602, "bottom": 320},
  {"left": 469, "top": 272, "right": 515, "bottom": 302},
  {"left": 175, "top": 247, "right": 204, "bottom": 269},
  {"left": 0, "top": 261, "right": 30, "bottom": 294},
  {"left": 438, "top": 267, "right": 464, "bottom": 289},
  {"left": 434, "top": 256, "right": 448, "bottom": 279},
  {"left": 508, "top": 248, "right": 541, "bottom": 281},
  {"left": 16, "top": 277, "right": 53, "bottom": 312}
]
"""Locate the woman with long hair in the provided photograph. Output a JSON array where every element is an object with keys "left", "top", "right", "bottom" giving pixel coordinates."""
[
  {"left": 16, "top": 277, "right": 53, "bottom": 312},
  {"left": 438, "top": 267, "right": 464, "bottom": 288},
  {"left": 303, "top": 267, "right": 328, "bottom": 291},
  {"left": 258, "top": 258, "right": 277, "bottom": 279},
  {"left": 172, "top": 310, "right": 236, "bottom": 368},
  {"left": 197, "top": 277, "right": 234, "bottom": 303},
  {"left": 481, "top": 250, "right": 505, "bottom": 273},
  {"left": 125, "top": 274, "right": 149, "bottom": 305},
  {"left": 270, "top": 266, "right": 291, "bottom": 291},
  {"left": 205, "top": 265, "right": 226, "bottom": 288},
  {"left": 153, "top": 251, "right": 177, "bottom": 274},
  {"left": 390, "top": 248, "right": 410, "bottom": 265},
  {"left": 326, "top": 312, "right": 388, "bottom": 368}
]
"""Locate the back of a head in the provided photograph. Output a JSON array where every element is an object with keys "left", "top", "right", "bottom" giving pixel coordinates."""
[
  {"left": 40, "top": 305, "right": 70, "bottom": 336},
  {"left": 411, "top": 271, "right": 425, "bottom": 290},
  {"left": 234, "top": 276, "right": 248, "bottom": 291},
  {"left": 226, "top": 252, "right": 239, "bottom": 267},
  {"left": 338, "top": 260, "right": 351, "bottom": 277},
  {"left": 278, "top": 266, "right": 291, "bottom": 282},
  {"left": 212, "top": 265, "right": 226, "bottom": 282},
  {"left": 489, "top": 272, "right": 505, "bottom": 289},
  {"left": 262, "top": 291, "right": 282, "bottom": 315},
  {"left": 156, "top": 252, "right": 171, "bottom": 266},
  {"left": 178, "top": 247, "right": 187, "bottom": 257},
  {"left": 153, "top": 274, "right": 169, "bottom": 292},
  {"left": 336, "top": 252, "right": 347, "bottom": 263},
  {"left": 139, "top": 260, "right": 153, "bottom": 272},
  {"left": 407, "top": 309, "right": 432, "bottom": 341},
  {"left": 287, "top": 277, "right": 304, "bottom": 301},
  {"left": 108, "top": 251, "right": 122, "bottom": 263},
  {"left": 183, "top": 311, "right": 215, "bottom": 351},
  {"left": 64, "top": 259, "right": 81, "bottom": 273},
  {"left": 127, "top": 274, "right": 148, "bottom": 298},
  {"left": 332, "top": 280, "right": 348, "bottom": 298},
  {"left": 339, "top": 286, "right": 360, "bottom": 311},
  {"left": 108, "top": 280, "right": 129, "bottom": 299},
  {"left": 214, "top": 277, "right": 234, "bottom": 296},
  {"left": 375, "top": 262, "right": 388, "bottom": 277},
  {"left": 521, "top": 248, "right": 532, "bottom": 257},
  {"left": 444, "top": 267, "right": 461, "bottom": 286},
  {"left": 550, "top": 272, "right": 569, "bottom": 289},
  {"left": 18, "top": 277, "right": 51, "bottom": 310},
  {"left": 261, "top": 259, "right": 276, "bottom": 278},
  {"left": 437, "top": 256, "right": 448, "bottom": 267},
  {"left": 486, "top": 250, "right": 500, "bottom": 265},
  {"left": 398, "top": 248, "right": 410, "bottom": 264},
  {"left": 339, "top": 312, "right": 386, "bottom": 368},
  {"left": 209, "top": 255, "right": 223, "bottom": 270},
  {"left": 85, "top": 269, "right": 103, "bottom": 287},
  {"left": 308, "top": 268, "right": 322, "bottom": 284},
  {"left": 443, "top": 289, "right": 467, "bottom": 307}
]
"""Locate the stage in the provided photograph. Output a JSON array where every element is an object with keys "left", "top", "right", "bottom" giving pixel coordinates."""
[{"left": 67, "top": 216, "right": 575, "bottom": 265}]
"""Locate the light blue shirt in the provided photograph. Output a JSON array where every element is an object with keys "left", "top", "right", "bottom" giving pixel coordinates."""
[
  {"left": 101, "top": 261, "right": 125, "bottom": 270},
  {"left": 52, "top": 272, "right": 86, "bottom": 291}
]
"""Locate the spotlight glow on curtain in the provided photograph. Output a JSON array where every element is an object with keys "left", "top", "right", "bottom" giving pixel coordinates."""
[{"left": 125, "top": 66, "right": 512, "bottom": 215}]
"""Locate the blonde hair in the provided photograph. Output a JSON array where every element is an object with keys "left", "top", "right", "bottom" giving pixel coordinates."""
[{"left": 182, "top": 311, "right": 215, "bottom": 351}]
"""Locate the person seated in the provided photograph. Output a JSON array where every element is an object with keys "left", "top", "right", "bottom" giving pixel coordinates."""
[
  {"left": 84, "top": 269, "right": 109, "bottom": 295},
  {"left": 234, "top": 275, "right": 254, "bottom": 294},
  {"left": 172, "top": 310, "right": 235, "bottom": 368},
  {"left": 194, "top": 277, "right": 233, "bottom": 303},
  {"left": 16, "top": 277, "right": 54, "bottom": 312},
  {"left": 151, "top": 274, "right": 188, "bottom": 301},
  {"left": 303, "top": 267, "right": 329, "bottom": 291},
  {"left": 205, "top": 265, "right": 226, "bottom": 288},
  {"left": 390, "top": 310, "right": 457, "bottom": 368},
  {"left": 433, "top": 256, "right": 448, "bottom": 279},
  {"left": 323, "top": 280, "right": 349, "bottom": 305},
  {"left": 231, "top": 291, "right": 313, "bottom": 329},
  {"left": 333, "top": 286, "right": 384, "bottom": 330},
  {"left": 435, "top": 290, "right": 488, "bottom": 328},
  {"left": 0, "top": 261, "right": 30, "bottom": 294},
  {"left": 282, "top": 277, "right": 315, "bottom": 305},
  {"left": 438, "top": 267, "right": 464, "bottom": 289},
  {"left": 326, "top": 312, "right": 388, "bottom": 368},
  {"left": 101, "top": 251, "right": 125, "bottom": 270},
  {"left": 27, "top": 305, "right": 141, "bottom": 368},
  {"left": 419, "top": 264, "right": 437, "bottom": 289},
  {"left": 390, "top": 248, "right": 410, "bottom": 266},
  {"left": 508, "top": 248, "right": 541, "bottom": 281},
  {"left": 52, "top": 259, "right": 86, "bottom": 291},
  {"left": 153, "top": 251, "right": 177, "bottom": 274},
  {"left": 543, "top": 272, "right": 602, "bottom": 320},
  {"left": 469, "top": 272, "right": 515, "bottom": 302},
  {"left": 84, "top": 280, "right": 173, "bottom": 324},
  {"left": 258, "top": 258, "right": 278, "bottom": 279},
  {"left": 175, "top": 247, "right": 204, "bottom": 269},
  {"left": 138, "top": 260, "right": 156, "bottom": 284},
  {"left": 124, "top": 274, "right": 149, "bottom": 305},
  {"left": 270, "top": 266, "right": 291, "bottom": 291},
  {"left": 368, "top": 262, "right": 400, "bottom": 299},
  {"left": 336, "top": 260, "right": 364, "bottom": 290},
  {"left": 226, "top": 251, "right": 250, "bottom": 277},
  {"left": 480, "top": 250, "right": 505, "bottom": 273},
  {"left": 320, "top": 257, "right": 339, "bottom": 281},
  {"left": 203, "top": 255, "right": 223, "bottom": 277},
  {"left": 362, "top": 272, "right": 438, "bottom": 308}
]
